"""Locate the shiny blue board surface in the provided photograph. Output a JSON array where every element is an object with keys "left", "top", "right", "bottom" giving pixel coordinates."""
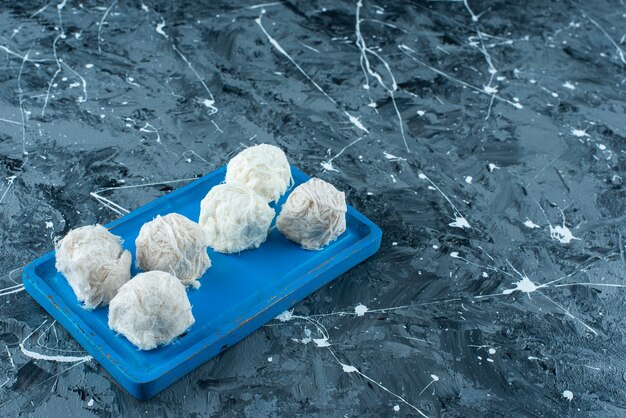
[{"left": 22, "top": 166, "right": 382, "bottom": 400}]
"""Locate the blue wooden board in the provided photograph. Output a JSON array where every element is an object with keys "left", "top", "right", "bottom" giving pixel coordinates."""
[{"left": 22, "top": 166, "right": 382, "bottom": 400}]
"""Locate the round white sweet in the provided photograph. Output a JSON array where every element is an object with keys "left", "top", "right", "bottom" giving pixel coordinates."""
[
  {"left": 135, "top": 213, "right": 211, "bottom": 288},
  {"left": 108, "top": 271, "right": 195, "bottom": 351},
  {"left": 276, "top": 178, "right": 347, "bottom": 250},
  {"left": 199, "top": 182, "right": 275, "bottom": 253},
  {"left": 225, "top": 144, "right": 292, "bottom": 202},
  {"left": 55, "top": 224, "right": 131, "bottom": 309}
]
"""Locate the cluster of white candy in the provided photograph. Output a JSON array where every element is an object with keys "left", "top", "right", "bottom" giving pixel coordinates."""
[
  {"left": 55, "top": 215, "right": 206, "bottom": 350},
  {"left": 55, "top": 144, "right": 347, "bottom": 351}
]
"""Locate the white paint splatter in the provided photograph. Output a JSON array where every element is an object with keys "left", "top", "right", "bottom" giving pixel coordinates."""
[
  {"left": 584, "top": 13, "right": 626, "bottom": 65},
  {"left": 342, "top": 364, "right": 358, "bottom": 373},
  {"left": 20, "top": 321, "right": 92, "bottom": 363},
  {"left": 449, "top": 216, "right": 471, "bottom": 229},
  {"left": 210, "top": 120, "right": 223, "bottom": 133},
  {"left": 170, "top": 43, "right": 217, "bottom": 114},
  {"left": 463, "top": 0, "right": 479, "bottom": 21},
  {"left": 45, "top": 221, "right": 54, "bottom": 229},
  {"left": 256, "top": 13, "right": 367, "bottom": 134},
  {"left": 321, "top": 136, "right": 364, "bottom": 173},
  {"left": 90, "top": 192, "right": 129, "bottom": 216},
  {"left": 562, "top": 81, "right": 575, "bottom": 90},
  {"left": 502, "top": 275, "right": 540, "bottom": 295},
  {"left": 474, "top": 257, "right": 600, "bottom": 335},
  {"left": 354, "top": 304, "right": 368, "bottom": 316},
  {"left": 345, "top": 112, "right": 369, "bottom": 133},
  {"left": 571, "top": 128, "right": 588, "bottom": 137},
  {"left": 300, "top": 42, "right": 320, "bottom": 53},
  {"left": 549, "top": 224, "right": 579, "bottom": 244},
  {"left": 156, "top": 19, "right": 168, "bottom": 39},
  {"left": 98, "top": 0, "right": 118, "bottom": 54},
  {"left": 523, "top": 219, "right": 541, "bottom": 229},
  {"left": 536, "top": 203, "right": 581, "bottom": 244},
  {"left": 139, "top": 122, "right": 161, "bottom": 143},
  {"left": 465, "top": 176, "right": 473, "bottom": 184},
  {"left": 201, "top": 99, "right": 216, "bottom": 111},
  {"left": 399, "top": 44, "right": 522, "bottom": 110},
  {"left": 488, "top": 163, "right": 500, "bottom": 172},
  {"left": 483, "top": 85, "right": 498, "bottom": 94},
  {"left": 0, "top": 283, "right": 25, "bottom": 296},
  {"left": 419, "top": 173, "right": 471, "bottom": 229},
  {"left": 563, "top": 390, "right": 573, "bottom": 401},
  {"left": 126, "top": 76, "right": 140, "bottom": 87},
  {"left": 248, "top": 1, "right": 283, "bottom": 9},
  {"left": 276, "top": 310, "right": 294, "bottom": 322},
  {"left": 320, "top": 161, "right": 338, "bottom": 172},
  {"left": 417, "top": 373, "right": 440, "bottom": 396},
  {"left": 17, "top": 51, "right": 30, "bottom": 155},
  {"left": 384, "top": 151, "right": 407, "bottom": 162},
  {"left": 6, "top": 346, "right": 14, "bottom": 368},
  {"left": 313, "top": 337, "right": 330, "bottom": 347},
  {"left": 354, "top": 0, "right": 407, "bottom": 150},
  {"left": 313, "top": 326, "right": 428, "bottom": 416}
]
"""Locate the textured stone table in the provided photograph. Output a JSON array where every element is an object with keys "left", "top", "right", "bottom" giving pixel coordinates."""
[{"left": 1, "top": 1, "right": 625, "bottom": 416}]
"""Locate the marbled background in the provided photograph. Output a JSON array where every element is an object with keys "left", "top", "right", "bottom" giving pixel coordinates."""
[{"left": 1, "top": 0, "right": 626, "bottom": 416}]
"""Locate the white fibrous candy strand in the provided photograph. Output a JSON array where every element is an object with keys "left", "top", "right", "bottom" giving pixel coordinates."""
[
  {"left": 277, "top": 178, "right": 347, "bottom": 250},
  {"left": 199, "top": 182, "right": 275, "bottom": 253},
  {"left": 55, "top": 224, "right": 131, "bottom": 309},
  {"left": 135, "top": 213, "right": 211, "bottom": 289},
  {"left": 108, "top": 271, "right": 195, "bottom": 350},
  {"left": 225, "top": 144, "right": 292, "bottom": 203}
]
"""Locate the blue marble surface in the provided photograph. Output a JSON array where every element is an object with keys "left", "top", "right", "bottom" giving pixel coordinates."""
[{"left": 1, "top": 0, "right": 625, "bottom": 416}]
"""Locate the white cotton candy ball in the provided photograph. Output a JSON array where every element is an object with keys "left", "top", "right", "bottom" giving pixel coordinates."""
[
  {"left": 199, "top": 182, "right": 275, "bottom": 253},
  {"left": 55, "top": 224, "right": 131, "bottom": 309},
  {"left": 277, "top": 178, "right": 347, "bottom": 250},
  {"left": 135, "top": 213, "right": 211, "bottom": 289},
  {"left": 108, "top": 271, "right": 195, "bottom": 351},
  {"left": 225, "top": 144, "right": 292, "bottom": 202}
]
